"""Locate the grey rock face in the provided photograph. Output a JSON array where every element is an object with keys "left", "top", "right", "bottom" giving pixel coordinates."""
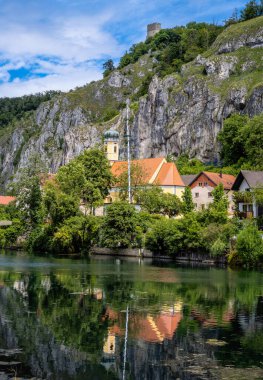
[
  {"left": 0, "top": 19, "right": 263, "bottom": 187},
  {"left": 215, "top": 26, "right": 263, "bottom": 54}
]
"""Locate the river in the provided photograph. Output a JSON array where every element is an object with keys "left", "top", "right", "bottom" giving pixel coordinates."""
[{"left": 0, "top": 252, "right": 262, "bottom": 380}]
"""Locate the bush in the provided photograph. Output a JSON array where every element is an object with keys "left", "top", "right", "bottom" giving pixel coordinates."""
[
  {"left": 100, "top": 202, "right": 141, "bottom": 248},
  {"left": 210, "top": 239, "right": 227, "bottom": 256},
  {"left": 145, "top": 213, "right": 204, "bottom": 256},
  {"left": 235, "top": 223, "right": 263, "bottom": 265}
]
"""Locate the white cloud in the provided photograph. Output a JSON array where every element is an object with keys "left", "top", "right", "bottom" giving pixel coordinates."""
[
  {"left": 0, "top": 0, "right": 248, "bottom": 97},
  {"left": 0, "top": 63, "right": 102, "bottom": 97}
]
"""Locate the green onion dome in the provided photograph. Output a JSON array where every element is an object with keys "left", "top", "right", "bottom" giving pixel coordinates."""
[{"left": 104, "top": 129, "right": 119, "bottom": 141}]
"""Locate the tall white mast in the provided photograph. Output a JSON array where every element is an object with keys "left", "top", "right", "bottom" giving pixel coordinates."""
[{"left": 126, "top": 99, "right": 132, "bottom": 204}]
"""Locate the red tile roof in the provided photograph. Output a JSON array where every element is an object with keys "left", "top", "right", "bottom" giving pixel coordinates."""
[
  {"left": 154, "top": 162, "right": 185, "bottom": 186},
  {"left": 0, "top": 196, "right": 16, "bottom": 206},
  {"left": 203, "top": 172, "right": 236, "bottom": 190},
  {"left": 111, "top": 157, "right": 165, "bottom": 184},
  {"left": 189, "top": 172, "right": 236, "bottom": 190},
  {"left": 111, "top": 157, "right": 184, "bottom": 187}
]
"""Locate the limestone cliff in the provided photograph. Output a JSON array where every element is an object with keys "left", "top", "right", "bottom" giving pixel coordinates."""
[{"left": 0, "top": 17, "right": 262, "bottom": 188}]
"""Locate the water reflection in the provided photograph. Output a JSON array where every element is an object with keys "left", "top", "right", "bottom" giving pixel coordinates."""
[{"left": 0, "top": 254, "right": 262, "bottom": 379}]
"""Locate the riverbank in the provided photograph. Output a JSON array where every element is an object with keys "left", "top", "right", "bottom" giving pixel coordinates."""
[{"left": 90, "top": 247, "right": 227, "bottom": 265}]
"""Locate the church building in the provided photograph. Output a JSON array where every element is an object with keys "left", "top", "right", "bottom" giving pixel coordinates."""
[{"left": 103, "top": 129, "right": 185, "bottom": 204}]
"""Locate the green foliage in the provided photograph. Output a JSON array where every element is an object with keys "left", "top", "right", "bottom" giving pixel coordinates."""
[
  {"left": 118, "top": 23, "right": 223, "bottom": 78},
  {"left": 100, "top": 202, "right": 140, "bottom": 248},
  {"left": 52, "top": 215, "right": 102, "bottom": 254},
  {"left": 43, "top": 181, "right": 80, "bottom": 228},
  {"left": 102, "top": 59, "right": 115, "bottom": 77},
  {"left": 243, "top": 114, "right": 263, "bottom": 168},
  {"left": 57, "top": 148, "right": 114, "bottom": 213},
  {"left": 26, "top": 225, "right": 53, "bottom": 253},
  {"left": 182, "top": 187, "right": 195, "bottom": 214},
  {"left": 206, "top": 184, "right": 229, "bottom": 224},
  {"left": 210, "top": 238, "right": 227, "bottom": 256},
  {"left": 0, "top": 91, "right": 59, "bottom": 130},
  {"left": 234, "top": 223, "right": 263, "bottom": 264},
  {"left": 146, "top": 213, "right": 204, "bottom": 255},
  {"left": 218, "top": 114, "right": 248, "bottom": 166},
  {"left": 240, "top": 0, "right": 263, "bottom": 21},
  {"left": 174, "top": 154, "right": 206, "bottom": 175},
  {"left": 136, "top": 187, "right": 181, "bottom": 217},
  {"left": 218, "top": 113, "right": 263, "bottom": 169},
  {"left": 78, "top": 148, "right": 114, "bottom": 201}
]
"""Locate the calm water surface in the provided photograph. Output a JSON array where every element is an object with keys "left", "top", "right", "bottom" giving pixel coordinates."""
[{"left": 0, "top": 252, "right": 262, "bottom": 380}]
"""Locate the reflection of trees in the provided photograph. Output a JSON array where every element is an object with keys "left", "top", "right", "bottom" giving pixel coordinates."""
[{"left": 0, "top": 263, "right": 262, "bottom": 379}]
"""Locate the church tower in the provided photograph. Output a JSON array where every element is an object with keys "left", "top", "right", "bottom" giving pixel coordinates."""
[{"left": 104, "top": 129, "right": 119, "bottom": 164}]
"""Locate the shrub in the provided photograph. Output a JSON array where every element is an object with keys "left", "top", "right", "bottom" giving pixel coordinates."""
[
  {"left": 235, "top": 223, "right": 263, "bottom": 265},
  {"left": 210, "top": 239, "right": 227, "bottom": 256},
  {"left": 146, "top": 213, "right": 204, "bottom": 255},
  {"left": 100, "top": 202, "right": 140, "bottom": 248}
]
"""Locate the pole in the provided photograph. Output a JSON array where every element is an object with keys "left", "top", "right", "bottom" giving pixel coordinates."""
[
  {"left": 126, "top": 99, "right": 132, "bottom": 204},
  {"left": 122, "top": 305, "right": 129, "bottom": 380}
]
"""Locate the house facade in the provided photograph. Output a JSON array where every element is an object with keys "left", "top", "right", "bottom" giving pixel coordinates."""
[
  {"left": 231, "top": 170, "right": 263, "bottom": 218},
  {"left": 184, "top": 172, "right": 236, "bottom": 215}
]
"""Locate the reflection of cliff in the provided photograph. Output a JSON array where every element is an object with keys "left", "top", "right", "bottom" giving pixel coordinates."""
[{"left": 0, "top": 287, "right": 117, "bottom": 380}]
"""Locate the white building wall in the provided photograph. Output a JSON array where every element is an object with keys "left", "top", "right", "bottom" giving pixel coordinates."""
[
  {"left": 191, "top": 186, "right": 234, "bottom": 215},
  {"left": 191, "top": 186, "right": 214, "bottom": 211}
]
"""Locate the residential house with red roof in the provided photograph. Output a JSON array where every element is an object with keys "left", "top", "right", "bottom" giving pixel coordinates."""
[{"left": 184, "top": 171, "right": 236, "bottom": 215}]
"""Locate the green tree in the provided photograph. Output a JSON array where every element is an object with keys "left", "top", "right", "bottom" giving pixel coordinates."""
[
  {"left": 117, "top": 162, "right": 148, "bottom": 202},
  {"left": 102, "top": 59, "right": 115, "bottom": 77},
  {"left": 10, "top": 152, "right": 47, "bottom": 224},
  {"left": 78, "top": 148, "right": 113, "bottom": 202},
  {"left": 57, "top": 148, "right": 114, "bottom": 214},
  {"left": 136, "top": 187, "right": 163, "bottom": 214},
  {"left": 240, "top": 0, "right": 262, "bottom": 20},
  {"left": 43, "top": 181, "right": 80, "bottom": 227},
  {"left": 52, "top": 215, "right": 102, "bottom": 253},
  {"left": 182, "top": 187, "right": 195, "bottom": 214},
  {"left": 218, "top": 114, "right": 248, "bottom": 166},
  {"left": 208, "top": 183, "right": 229, "bottom": 224},
  {"left": 161, "top": 193, "right": 182, "bottom": 218},
  {"left": 235, "top": 223, "right": 263, "bottom": 264},
  {"left": 100, "top": 202, "right": 140, "bottom": 248},
  {"left": 243, "top": 114, "right": 263, "bottom": 168}
]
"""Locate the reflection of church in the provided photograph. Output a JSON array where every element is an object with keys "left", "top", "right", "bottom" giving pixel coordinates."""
[{"left": 102, "top": 302, "right": 183, "bottom": 353}]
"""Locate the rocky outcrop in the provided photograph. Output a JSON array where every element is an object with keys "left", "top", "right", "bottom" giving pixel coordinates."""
[{"left": 0, "top": 17, "right": 263, "bottom": 187}]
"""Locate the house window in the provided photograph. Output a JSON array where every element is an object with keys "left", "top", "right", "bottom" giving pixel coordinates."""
[
  {"left": 195, "top": 193, "right": 199, "bottom": 198},
  {"left": 248, "top": 204, "right": 253, "bottom": 212},
  {"left": 114, "top": 146, "right": 117, "bottom": 153},
  {"left": 201, "top": 204, "right": 205, "bottom": 210},
  {"left": 204, "top": 182, "right": 208, "bottom": 186},
  {"left": 199, "top": 182, "right": 202, "bottom": 187},
  {"left": 208, "top": 192, "right": 212, "bottom": 197},
  {"left": 194, "top": 203, "right": 198, "bottom": 208},
  {"left": 243, "top": 205, "right": 247, "bottom": 212}
]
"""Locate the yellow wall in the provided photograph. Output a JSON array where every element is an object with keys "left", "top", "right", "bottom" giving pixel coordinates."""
[
  {"left": 161, "top": 186, "right": 185, "bottom": 199},
  {"left": 104, "top": 141, "right": 119, "bottom": 162}
]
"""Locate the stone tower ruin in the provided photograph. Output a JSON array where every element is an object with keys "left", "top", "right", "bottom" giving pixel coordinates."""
[{"left": 147, "top": 23, "right": 161, "bottom": 39}]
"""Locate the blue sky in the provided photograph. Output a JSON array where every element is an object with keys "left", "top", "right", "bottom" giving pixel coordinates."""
[{"left": 0, "top": 0, "right": 248, "bottom": 97}]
